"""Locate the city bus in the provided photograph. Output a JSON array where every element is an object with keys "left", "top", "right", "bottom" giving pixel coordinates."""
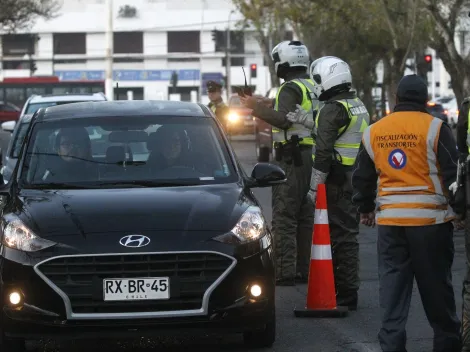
[{"left": 0, "top": 76, "right": 105, "bottom": 108}]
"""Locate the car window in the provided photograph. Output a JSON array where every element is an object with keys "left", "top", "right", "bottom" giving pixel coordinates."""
[
  {"left": 11, "top": 122, "right": 30, "bottom": 158},
  {"left": 19, "top": 115, "right": 237, "bottom": 188},
  {"left": 25, "top": 101, "right": 99, "bottom": 115}
]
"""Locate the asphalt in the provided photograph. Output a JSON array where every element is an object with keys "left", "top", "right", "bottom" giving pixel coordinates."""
[{"left": 3, "top": 135, "right": 466, "bottom": 352}]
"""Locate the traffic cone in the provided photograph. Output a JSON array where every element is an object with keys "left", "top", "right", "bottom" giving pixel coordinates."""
[{"left": 294, "top": 183, "right": 349, "bottom": 318}]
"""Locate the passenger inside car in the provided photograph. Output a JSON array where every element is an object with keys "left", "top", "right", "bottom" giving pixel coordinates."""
[
  {"left": 41, "top": 127, "right": 99, "bottom": 182},
  {"left": 147, "top": 125, "right": 191, "bottom": 170}
]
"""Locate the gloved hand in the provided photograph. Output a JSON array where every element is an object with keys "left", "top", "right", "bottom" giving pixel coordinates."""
[
  {"left": 286, "top": 104, "right": 314, "bottom": 129},
  {"left": 307, "top": 189, "right": 317, "bottom": 205},
  {"left": 449, "top": 181, "right": 458, "bottom": 195}
]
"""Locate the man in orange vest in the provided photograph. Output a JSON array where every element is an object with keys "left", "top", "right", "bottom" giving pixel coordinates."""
[{"left": 351, "top": 74, "right": 461, "bottom": 352}]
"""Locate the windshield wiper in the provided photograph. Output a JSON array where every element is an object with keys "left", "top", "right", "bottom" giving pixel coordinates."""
[
  {"left": 24, "top": 182, "right": 97, "bottom": 190},
  {"left": 97, "top": 180, "right": 202, "bottom": 188}
]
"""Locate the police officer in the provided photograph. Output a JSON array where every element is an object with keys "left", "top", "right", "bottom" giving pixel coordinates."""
[
  {"left": 240, "top": 40, "right": 317, "bottom": 286},
  {"left": 207, "top": 80, "right": 229, "bottom": 130},
  {"left": 287, "top": 56, "right": 369, "bottom": 309},
  {"left": 351, "top": 74, "right": 461, "bottom": 352},
  {"left": 455, "top": 96, "right": 470, "bottom": 350}
]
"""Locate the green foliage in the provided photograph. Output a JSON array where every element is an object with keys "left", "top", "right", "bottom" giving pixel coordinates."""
[{"left": 0, "top": 0, "right": 60, "bottom": 31}]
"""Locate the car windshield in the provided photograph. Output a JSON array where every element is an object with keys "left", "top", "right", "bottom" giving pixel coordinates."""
[
  {"left": 19, "top": 115, "right": 237, "bottom": 188},
  {"left": 11, "top": 122, "right": 30, "bottom": 158},
  {"left": 25, "top": 101, "right": 95, "bottom": 115}
]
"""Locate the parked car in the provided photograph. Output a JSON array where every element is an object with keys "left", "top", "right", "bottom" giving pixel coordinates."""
[
  {"left": 0, "top": 93, "right": 107, "bottom": 183},
  {"left": 254, "top": 88, "right": 278, "bottom": 162},
  {"left": 0, "top": 100, "right": 282, "bottom": 351},
  {"left": 20, "top": 92, "right": 107, "bottom": 117},
  {"left": 226, "top": 95, "right": 255, "bottom": 135},
  {"left": 440, "top": 97, "right": 458, "bottom": 127},
  {"left": 0, "top": 102, "right": 20, "bottom": 122},
  {"left": 426, "top": 102, "right": 449, "bottom": 124}
]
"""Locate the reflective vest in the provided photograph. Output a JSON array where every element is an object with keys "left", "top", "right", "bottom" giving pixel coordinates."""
[
  {"left": 272, "top": 78, "right": 318, "bottom": 146},
  {"left": 362, "top": 111, "right": 455, "bottom": 226},
  {"left": 466, "top": 104, "right": 470, "bottom": 153},
  {"left": 312, "top": 98, "right": 369, "bottom": 166}
]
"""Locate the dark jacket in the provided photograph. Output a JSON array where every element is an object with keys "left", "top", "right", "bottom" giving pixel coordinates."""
[
  {"left": 457, "top": 97, "right": 470, "bottom": 160},
  {"left": 351, "top": 102, "right": 458, "bottom": 214},
  {"left": 314, "top": 90, "right": 357, "bottom": 174},
  {"left": 251, "top": 71, "right": 309, "bottom": 130}
]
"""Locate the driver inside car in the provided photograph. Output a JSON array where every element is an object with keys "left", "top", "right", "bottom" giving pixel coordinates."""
[
  {"left": 42, "top": 127, "right": 98, "bottom": 182},
  {"left": 147, "top": 126, "right": 192, "bottom": 171}
]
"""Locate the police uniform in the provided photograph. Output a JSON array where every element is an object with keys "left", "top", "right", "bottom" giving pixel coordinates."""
[
  {"left": 456, "top": 97, "right": 470, "bottom": 351},
  {"left": 250, "top": 72, "right": 316, "bottom": 285},
  {"left": 352, "top": 75, "right": 461, "bottom": 352},
  {"left": 206, "top": 81, "right": 229, "bottom": 129},
  {"left": 311, "top": 89, "right": 369, "bottom": 309}
]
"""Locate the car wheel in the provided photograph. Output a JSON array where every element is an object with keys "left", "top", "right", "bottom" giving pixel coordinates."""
[{"left": 243, "top": 307, "right": 276, "bottom": 348}]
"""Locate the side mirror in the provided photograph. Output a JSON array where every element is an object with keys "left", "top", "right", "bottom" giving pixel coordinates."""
[
  {"left": 246, "top": 162, "right": 286, "bottom": 188},
  {"left": 1, "top": 120, "right": 16, "bottom": 133}
]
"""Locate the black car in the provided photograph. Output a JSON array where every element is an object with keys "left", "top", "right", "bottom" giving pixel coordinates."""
[
  {"left": 0, "top": 100, "right": 284, "bottom": 351},
  {"left": 426, "top": 102, "right": 448, "bottom": 123}
]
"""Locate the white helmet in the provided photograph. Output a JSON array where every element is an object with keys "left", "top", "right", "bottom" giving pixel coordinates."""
[
  {"left": 310, "top": 56, "right": 352, "bottom": 98},
  {"left": 271, "top": 41, "right": 310, "bottom": 77}
]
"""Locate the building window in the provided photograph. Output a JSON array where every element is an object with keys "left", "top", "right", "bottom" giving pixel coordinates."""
[
  {"left": 113, "top": 32, "right": 143, "bottom": 53},
  {"left": 168, "top": 58, "right": 200, "bottom": 62},
  {"left": 218, "top": 31, "right": 245, "bottom": 67},
  {"left": 2, "top": 60, "right": 32, "bottom": 70},
  {"left": 222, "top": 57, "right": 245, "bottom": 66},
  {"left": 53, "top": 33, "right": 86, "bottom": 54},
  {"left": 2, "top": 34, "right": 37, "bottom": 55},
  {"left": 167, "top": 31, "right": 200, "bottom": 53}
]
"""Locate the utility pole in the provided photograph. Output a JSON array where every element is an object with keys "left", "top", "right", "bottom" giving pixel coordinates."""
[
  {"left": 225, "top": 10, "right": 234, "bottom": 100},
  {"left": 198, "top": 0, "right": 206, "bottom": 103},
  {"left": 105, "top": 0, "right": 114, "bottom": 101},
  {"left": 431, "top": 50, "right": 436, "bottom": 100}
]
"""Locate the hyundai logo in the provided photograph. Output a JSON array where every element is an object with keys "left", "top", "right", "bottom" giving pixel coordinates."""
[{"left": 119, "top": 235, "right": 151, "bottom": 248}]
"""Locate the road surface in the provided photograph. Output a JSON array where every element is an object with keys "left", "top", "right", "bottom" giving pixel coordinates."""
[{"left": 18, "top": 137, "right": 468, "bottom": 352}]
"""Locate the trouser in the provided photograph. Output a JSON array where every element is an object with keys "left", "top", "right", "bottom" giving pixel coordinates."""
[
  {"left": 377, "top": 222, "right": 461, "bottom": 352},
  {"left": 326, "top": 171, "right": 360, "bottom": 305},
  {"left": 272, "top": 146, "right": 314, "bottom": 281},
  {"left": 462, "top": 212, "right": 470, "bottom": 351}
]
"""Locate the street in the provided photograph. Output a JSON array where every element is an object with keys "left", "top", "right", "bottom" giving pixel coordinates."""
[{"left": 24, "top": 137, "right": 465, "bottom": 352}]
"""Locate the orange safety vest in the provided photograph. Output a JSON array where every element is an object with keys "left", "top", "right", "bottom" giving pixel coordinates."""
[{"left": 362, "top": 111, "right": 455, "bottom": 226}]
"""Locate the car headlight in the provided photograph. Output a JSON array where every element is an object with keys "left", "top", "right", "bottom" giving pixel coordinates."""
[
  {"left": 227, "top": 112, "right": 239, "bottom": 123},
  {"left": 213, "top": 206, "right": 267, "bottom": 244},
  {"left": 2, "top": 217, "right": 56, "bottom": 252}
]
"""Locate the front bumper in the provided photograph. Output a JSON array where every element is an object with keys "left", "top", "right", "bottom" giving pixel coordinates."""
[{"left": 1, "top": 246, "right": 275, "bottom": 340}]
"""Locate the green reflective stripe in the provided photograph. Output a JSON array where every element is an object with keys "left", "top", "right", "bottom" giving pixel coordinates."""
[{"left": 467, "top": 107, "right": 470, "bottom": 153}]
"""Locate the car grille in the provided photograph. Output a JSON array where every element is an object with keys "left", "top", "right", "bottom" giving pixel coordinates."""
[{"left": 36, "top": 252, "right": 234, "bottom": 314}]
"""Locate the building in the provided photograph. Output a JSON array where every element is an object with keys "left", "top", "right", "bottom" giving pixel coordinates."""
[{"left": 0, "top": 0, "right": 277, "bottom": 104}]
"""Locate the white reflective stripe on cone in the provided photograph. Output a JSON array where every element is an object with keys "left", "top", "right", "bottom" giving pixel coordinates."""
[
  {"left": 311, "top": 244, "right": 332, "bottom": 260},
  {"left": 314, "top": 209, "right": 328, "bottom": 224}
]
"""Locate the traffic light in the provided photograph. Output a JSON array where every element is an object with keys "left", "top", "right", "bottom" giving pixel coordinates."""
[
  {"left": 29, "top": 60, "right": 37, "bottom": 75},
  {"left": 211, "top": 30, "right": 218, "bottom": 42},
  {"left": 250, "top": 64, "right": 257, "bottom": 78},
  {"left": 424, "top": 54, "right": 432, "bottom": 71}
]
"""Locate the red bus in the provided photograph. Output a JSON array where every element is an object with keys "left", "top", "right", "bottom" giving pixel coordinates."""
[{"left": 0, "top": 76, "right": 105, "bottom": 108}]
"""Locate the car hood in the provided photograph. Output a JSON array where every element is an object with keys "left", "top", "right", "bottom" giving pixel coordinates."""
[{"left": 14, "top": 184, "right": 253, "bottom": 238}]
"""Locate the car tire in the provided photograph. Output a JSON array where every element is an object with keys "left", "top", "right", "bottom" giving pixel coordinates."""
[{"left": 243, "top": 307, "right": 276, "bottom": 348}]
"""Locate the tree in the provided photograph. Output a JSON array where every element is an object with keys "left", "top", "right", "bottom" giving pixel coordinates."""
[
  {"left": 424, "top": 0, "right": 470, "bottom": 106},
  {"left": 232, "top": 0, "right": 288, "bottom": 87},
  {"left": 0, "top": 0, "right": 60, "bottom": 31}
]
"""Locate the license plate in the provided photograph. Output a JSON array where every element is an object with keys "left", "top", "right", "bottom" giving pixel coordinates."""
[{"left": 103, "top": 277, "right": 170, "bottom": 301}]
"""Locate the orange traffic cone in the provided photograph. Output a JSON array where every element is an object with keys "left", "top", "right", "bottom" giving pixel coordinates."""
[{"left": 294, "top": 183, "right": 349, "bottom": 318}]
